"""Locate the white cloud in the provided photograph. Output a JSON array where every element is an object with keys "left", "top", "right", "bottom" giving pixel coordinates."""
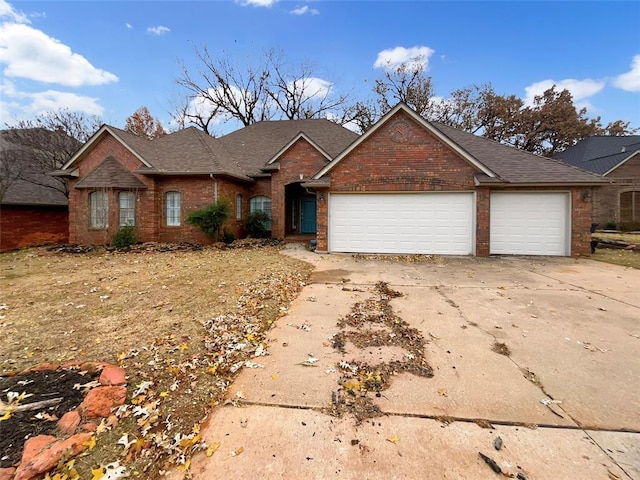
[
  {"left": 524, "top": 78, "right": 605, "bottom": 106},
  {"left": 146, "top": 25, "right": 170, "bottom": 36},
  {"left": 236, "top": 0, "right": 278, "bottom": 7},
  {"left": 0, "top": 23, "right": 119, "bottom": 86},
  {"left": 288, "top": 77, "right": 332, "bottom": 102},
  {"left": 374, "top": 46, "right": 435, "bottom": 71},
  {"left": 0, "top": 79, "right": 105, "bottom": 119},
  {"left": 290, "top": 5, "right": 319, "bottom": 15},
  {"left": 126, "top": 23, "right": 133, "bottom": 29},
  {"left": 613, "top": 54, "right": 640, "bottom": 92},
  {"left": 0, "top": 0, "right": 29, "bottom": 23}
]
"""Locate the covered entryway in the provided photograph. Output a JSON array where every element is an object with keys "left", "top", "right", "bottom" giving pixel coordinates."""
[
  {"left": 490, "top": 192, "right": 570, "bottom": 256},
  {"left": 285, "top": 182, "right": 317, "bottom": 236},
  {"left": 328, "top": 192, "right": 474, "bottom": 254}
]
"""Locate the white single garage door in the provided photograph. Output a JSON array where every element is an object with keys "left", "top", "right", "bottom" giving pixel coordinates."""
[
  {"left": 329, "top": 193, "right": 474, "bottom": 254},
  {"left": 490, "top": 192, "right": 570, "bottom": 256}
]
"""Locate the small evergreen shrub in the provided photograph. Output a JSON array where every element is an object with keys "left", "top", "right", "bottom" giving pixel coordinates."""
[
  {"left": 244, "top": 211, "right": 271, "bottom": 238},
  {"left": 603, "top": 221, "right": 617, "bottom": 231},
  {"left": 112, "top": 226, "right": 137, "bottom": 248},
  {"left": 186, "top": 199, "right": 231, "bottom": 240}
]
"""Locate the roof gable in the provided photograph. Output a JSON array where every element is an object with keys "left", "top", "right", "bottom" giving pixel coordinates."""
[
  {"left": 74, "top": 157, "right": 147, "bottom": 189},
  {"left": 266, "top": 132, "right": 333, "bottom": 166},
  {"left": 553, "top": 136, "right": 640, "bottom": 175},
  {"left": 314, "top": 103, "right": 496, "bottom": 180}
]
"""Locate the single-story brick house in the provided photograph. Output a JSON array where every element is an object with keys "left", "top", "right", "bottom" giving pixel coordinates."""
[
  {"left": 54, "top": 103, "right": 606, "bottom": 256},
  {"left": 1, "top": 129, "right": 71, "bottom": 252},
  {"left": 553, "top": 135, "right": 640, "bottom": 229}
]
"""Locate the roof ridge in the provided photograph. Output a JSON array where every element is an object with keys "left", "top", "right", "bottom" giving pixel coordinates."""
[{"left": 193, "top": 128, "right": 223, "bottom": 171}]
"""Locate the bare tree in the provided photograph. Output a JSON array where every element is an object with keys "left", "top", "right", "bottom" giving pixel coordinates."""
[
  {"left": 2, "top": 109, "right": 102, "bottom": 199},
  {"left": 175, "top": 46, "right": 352, "bottom": 133}
]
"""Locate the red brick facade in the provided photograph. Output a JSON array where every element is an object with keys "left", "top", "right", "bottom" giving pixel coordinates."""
[
  {"left": 65, "top": 111, "right": 596, "bottom": 256},
  {"left": 592, "top": 154, "right": 640, "bottom": 226},
  {"left": 68, "top": 135, "right": 250, "bottom": 245},
  {"left": 0, "top": 205, "right": 68, "bottom": 251}
]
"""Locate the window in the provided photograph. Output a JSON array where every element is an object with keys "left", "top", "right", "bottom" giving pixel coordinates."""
[
  {"left": 166, "top": 192, "right": 181, "bottom": 226},
  {"left": 119, "top": 192, "right": 136, "bottom": 226},
  {"left": 250, "top": 195, "right": 272, "bottom": 230},
  {"left": 620, "top": 191, "right": 640, "bottom": 222},
  {"left": 236, "top": 194, "right": 243, "bottom": 220},
  {"left": 90, "top": 191, "right": 109, "bottom": 229}
]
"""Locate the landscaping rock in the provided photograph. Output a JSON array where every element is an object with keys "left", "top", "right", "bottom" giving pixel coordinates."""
[
  {"left": 57, "top": 410, "right": 81, "bottom": 435},
  {"left": 99, "top": 365, "right": 126, "bottom": 386},
  {"left": 20, "top": 435, "right": 56, "bottom": 464},
  {"left": 79, "top": 386, "right": 127, "bottom": 418},
  {"left": 0, "top": 468, "right": 16, "bottom": 480},
  {"left": 14, "top": 433, "right": 92, "bottom": 480}
]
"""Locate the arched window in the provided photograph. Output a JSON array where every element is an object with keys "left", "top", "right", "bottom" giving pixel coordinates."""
[
  {"left": 119, "top": 191, "right": 136, "bottom": 226},
  {"left": 620, "top": 191, "right": 640, "bottom": 222},
  {"left": 249, "top": 195, "right": 272, "bottom": 230},
  {"left": 165, "top": 192, "right": 181, "bottom": 226},
  {"left": 90, "top": 191, "right": 108, "bottom": 229}
]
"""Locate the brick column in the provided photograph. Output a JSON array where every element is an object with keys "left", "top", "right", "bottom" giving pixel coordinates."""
[
  {"left": 476, "top": 188, "right": 490, "bottom": 257},
  {"left": 315, "top": 189, "right": 329, "bottom": 252}
]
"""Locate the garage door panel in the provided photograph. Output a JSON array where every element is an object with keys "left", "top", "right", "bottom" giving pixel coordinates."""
[
  {"left": 490, "top": 193, "right": 569, "bottom": 256},
  {"left": 329, "top": 193, "right": 474, "bottom": 255}
]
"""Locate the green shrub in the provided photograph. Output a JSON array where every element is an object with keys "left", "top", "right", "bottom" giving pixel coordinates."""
[
  {"left": 186, "top": 199, "right": 231, "bottom": 240},
  {"left": 244, "top": 210, "right": 271, "bottom": 238},
  {"left": 603, "top": 221, "right": 617, "bottom": 230},
  {"left": 112, "top": 226, "right": 137, "bottom": 248}
]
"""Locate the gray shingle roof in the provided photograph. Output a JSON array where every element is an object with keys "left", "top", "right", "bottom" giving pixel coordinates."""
[
  {"left": 74, "top": 157, "right": 148, "bottom": 189},
  {"left": 218, "top": 119, "right": 358, "bottom": 176},
  {"left": 431, "top": 122, "right": 607, "bottom": 184},
  {"left": 1, "top": 128, "right": 75, "bottom": 206},
  {"left": 552, "top": 136, "right": 640, "bottom": 175}
]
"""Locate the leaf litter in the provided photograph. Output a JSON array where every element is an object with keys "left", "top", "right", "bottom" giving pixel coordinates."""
[
  {"left": 0, "top": 244, "right": 312, "bottom": 478},
  {"left": 325, "top": 282, "right": 433, "bottom": 423}
]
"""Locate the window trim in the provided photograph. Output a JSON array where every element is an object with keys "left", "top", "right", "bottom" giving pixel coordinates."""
[
  {"left": 89, "top": 191, "right": 109, "bottom": 229},
  {"left": 236, "top": 193, "right": 243, "bottom": 220},
  {"left": 165, "top": 191, "right": 182, "bottom": 227},
  {"left": 620, "top": 190, "right": 640, "bottom": 222},
  {"left": 118, "top": 191, "right": 136, "bottom": 227},
  {"left": 249, "top": 195, "right": 272, "bottom": 230}
]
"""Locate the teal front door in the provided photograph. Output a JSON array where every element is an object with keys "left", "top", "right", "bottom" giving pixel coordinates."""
[{"left": 300, "top": 197, "right": 317, "bottom": 233}]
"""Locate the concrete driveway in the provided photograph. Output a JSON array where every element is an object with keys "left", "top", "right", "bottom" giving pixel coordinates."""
[{"left": 177, "top": 246, "right": 640, "bottom": 479}]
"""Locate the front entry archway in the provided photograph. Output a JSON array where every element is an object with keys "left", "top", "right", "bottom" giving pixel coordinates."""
[{"left": 285, "top": 182, "right": 317, "bottom": 236}]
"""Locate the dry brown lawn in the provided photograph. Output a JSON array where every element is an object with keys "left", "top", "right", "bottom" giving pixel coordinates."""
[
  {"left": 591, "top": 232, "right": 640, "bottom": 269},
  {"left": 0, "top": 244, "right": 313, "bottom": 478}
]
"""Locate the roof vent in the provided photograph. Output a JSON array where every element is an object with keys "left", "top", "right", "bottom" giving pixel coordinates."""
[{"left": 621, "top": 146, "right": 626, "bottom": 152}]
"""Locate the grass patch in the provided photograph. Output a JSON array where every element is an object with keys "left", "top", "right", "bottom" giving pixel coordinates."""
[
  {"left": 591, "top": 232, "right": 640, "bottom": 269},
  {"left": 0, "top": 245, "right": 313, "bottom": 477},
  {"left": 594, "top": 232, "right": 640, "bottom": 243}
]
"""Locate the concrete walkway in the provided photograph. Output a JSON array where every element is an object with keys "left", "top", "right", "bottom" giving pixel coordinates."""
[{"left": 173, "top": 246, "right": 640, "bottom": 479}]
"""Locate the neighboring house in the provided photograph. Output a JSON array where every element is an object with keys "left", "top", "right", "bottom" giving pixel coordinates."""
[
  {"left": 0, "top": 129, "right": 74, "bottom": 252},
  {"left": 553, "top": 135, "right": 640, "bottom": 229},
  {"left": 54, "top": 103, "right": 606, "bottom": 256}
]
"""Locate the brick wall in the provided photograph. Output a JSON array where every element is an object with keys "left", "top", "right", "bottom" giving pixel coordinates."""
[
  {"left": 270, "top": 139, "right": 329, "bottom": 238},
  {"left": 593, "top": 154, "right": 640, "bottom": 225},
  {"left": 317, "top": 111, "right": 478, "bottom": 251},
  {"left": 0, "top": 205, "right": 69, "bottom": 251},
  {"left": 68, "top": 133, "right": 254, "bottom": 245}
]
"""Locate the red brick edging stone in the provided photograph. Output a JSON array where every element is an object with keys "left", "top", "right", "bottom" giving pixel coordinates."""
[{"left": 1, "top": 362, "right": 127, "bottom": 480}]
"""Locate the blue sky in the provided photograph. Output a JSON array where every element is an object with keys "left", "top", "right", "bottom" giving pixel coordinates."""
[{"left": 1, "top": 0, "right": 639, "bottom": 135}]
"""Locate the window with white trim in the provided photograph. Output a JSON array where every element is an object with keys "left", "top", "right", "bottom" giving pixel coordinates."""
[
  {"left": 166, "top": 191, "right": 181, "bottom": 226},
  {"left": 236, "top": 194, "right": 243, "bottom": 220},
  {"left": 90, "top": 191, "right": 109, "bottom": 229},
  {"left": 249, "top": 195, "right": 272, "bottom": 230},
  {"left": 119, "top": 191, "right": 136, "bottom": 226}
]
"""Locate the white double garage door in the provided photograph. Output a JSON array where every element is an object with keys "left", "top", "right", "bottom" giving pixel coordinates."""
[{"left": 328, "top": 192, "right": 570, "bottom": 256}]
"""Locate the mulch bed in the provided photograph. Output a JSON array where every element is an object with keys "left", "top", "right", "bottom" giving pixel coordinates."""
[{"left": 0, "top": 368, "right": 98, "bottom": 468}]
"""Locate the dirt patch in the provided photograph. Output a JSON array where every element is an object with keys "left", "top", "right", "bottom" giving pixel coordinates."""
[
  {"left": 0, "top": 368, "right": 98, "bottom": 467},
  {"left": 309, "top": 269, "right": 351, "bottom": 283},
  {"left": 0, "top": 245, "right": 312, "bottom": 478},
  {"left": 492, "top": 341, "right": 511, "bottom": 356}
]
